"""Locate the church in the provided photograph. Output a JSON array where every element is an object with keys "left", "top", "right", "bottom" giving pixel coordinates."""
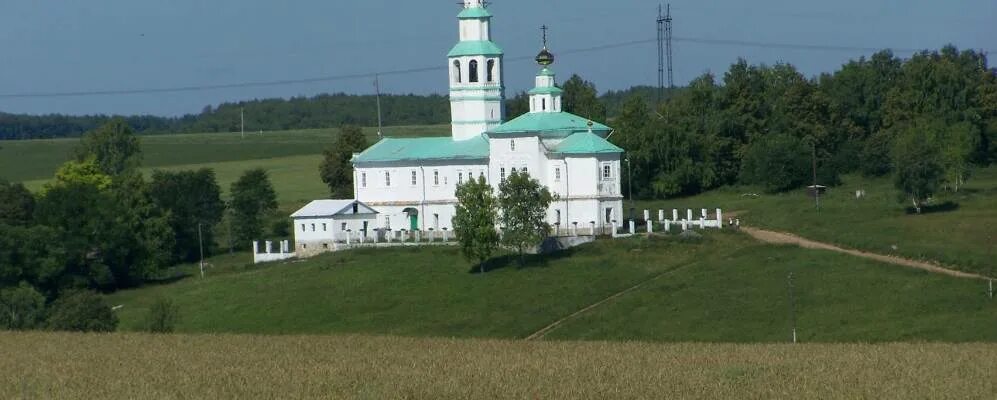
[{"left": 291, "top": 0, "right": 624, "bottom": 253}]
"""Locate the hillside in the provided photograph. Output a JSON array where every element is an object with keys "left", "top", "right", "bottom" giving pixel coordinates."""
[
  {"left": 3, "top": 332, "right": 995, "bottom": 399},
  {"left": 108, "top": 232, "right": 997, "bottom": 342}
]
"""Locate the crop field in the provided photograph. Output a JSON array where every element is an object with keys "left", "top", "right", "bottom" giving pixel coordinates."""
[
  {"left": 2, "top": 332, "right": 995, "bottom": 399},
  {"left": 0, "top": 124, "right": 446, "bottom": 185},
  {"left": 639, "top": 167, "right": 997, "bottom": 277},
  {"left": 108, "top": 232, "right": 997, "bottom": 342}
]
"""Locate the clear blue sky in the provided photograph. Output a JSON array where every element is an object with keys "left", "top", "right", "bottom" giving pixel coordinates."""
[{"left": 0, "top": 0, "right": 993, "bottom": 116}]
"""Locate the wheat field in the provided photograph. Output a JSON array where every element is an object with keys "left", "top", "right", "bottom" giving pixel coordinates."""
[{"left": 2, "top": 332, "right": 994, "bottom": 399}]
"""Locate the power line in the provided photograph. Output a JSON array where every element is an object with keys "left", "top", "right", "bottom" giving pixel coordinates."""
[{"left": 0, "top": 37, "right": 990, "bottom": 100}]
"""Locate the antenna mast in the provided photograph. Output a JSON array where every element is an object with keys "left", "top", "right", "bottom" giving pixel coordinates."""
[
  {"left": 656, "top": 5, "right": 665, "bottom": 104},
  {"left": 374, "top": 74, "right": 383, "bottom": 139},
  {"left": 666, "top": 4, "right": 674, "bottom": 92}
]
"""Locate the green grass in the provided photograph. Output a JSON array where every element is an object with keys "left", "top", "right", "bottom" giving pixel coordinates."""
[
  {"left": 108, "top": 232, "right": 997, "bottom": 342},
  {"left": 0, "top": 125, "right": 446, "bottom": 183},
  {"left": 638, "top": 167, "right": 997, "bottom": 277}
]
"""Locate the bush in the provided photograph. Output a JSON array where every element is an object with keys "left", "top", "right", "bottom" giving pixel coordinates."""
[
  {"left": 0, "top": 283, "right": 46, "bottom": 330},
  {"left": 145, "top": 297, "right": 180, "bottom": 333},
  {"left": 739, "top": 134, "right": 810, "bottom": 193},
  {"left": 46, "top": 290, "right": 118, "bottom": 332}
]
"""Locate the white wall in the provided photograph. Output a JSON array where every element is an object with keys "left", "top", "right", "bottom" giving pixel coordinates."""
[{"left": 488, "top": 136, "right": 544, "bottom": 186}]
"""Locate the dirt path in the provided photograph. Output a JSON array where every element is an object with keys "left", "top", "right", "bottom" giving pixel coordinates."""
[
  {"left": 524, "top": 261, "right": 701, "bottom": 341},
  {"left": 741, "top": 227, "right": 991, "bottom": 280}
]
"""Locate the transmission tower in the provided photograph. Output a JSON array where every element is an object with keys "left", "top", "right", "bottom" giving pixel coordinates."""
[{"left": 656, "top": 4, "right": 674, "bottom": 104}]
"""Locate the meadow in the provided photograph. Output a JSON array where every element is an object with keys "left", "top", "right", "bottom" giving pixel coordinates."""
[
  {"left": 640, "top": 167, "right": 997, "bottom": 277},
  {"left": 108, "top": 232, "right": 997, "bottom": 342},
  {"left": 2, "top": 332, "right": 995, "bottom": 399},
  {"left": 0, "top": 124, "right": 446, "bottom": 185}
]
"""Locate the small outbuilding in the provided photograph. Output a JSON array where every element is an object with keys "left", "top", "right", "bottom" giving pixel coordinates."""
[{"left": 291, "top": 200, "right": 379, "bottom": 256}]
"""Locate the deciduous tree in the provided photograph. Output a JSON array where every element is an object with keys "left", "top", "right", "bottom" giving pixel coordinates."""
[
  {"left": 498, "top": 172, "right": 555, "bottom": 265},
  {"left": 74, "top": 118, "right": 142, "bottom": 176},
  {"left": 453, "top": 176, "right": 499, "bottom": 273},
  {"left": 320, "top": 125, "right": 369, "bottom": 198},
  {"left": 230, "top": 169, "right": 278, "bottom": 247}
]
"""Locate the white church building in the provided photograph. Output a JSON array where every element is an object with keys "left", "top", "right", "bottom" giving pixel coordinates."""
[{"left": 290, "top": 0, "right": 624, "bottom": 253}]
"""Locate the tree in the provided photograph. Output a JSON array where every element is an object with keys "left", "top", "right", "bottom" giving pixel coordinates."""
[
  {"left": 74, "top": 118, "right": 142, "bottom": 176},
  {"left": 230, "top": 169, "right": 278, "bottom": 247},
  {"left": 561, "top": 74, "right": 607, "bottom": 122},
  {"left": 144, "top": 297, "right": 180, "bottom": 333},
  {"left": 319, "top": 125, "right": 369, "bottom": 198},
  {"left": 0, "top": 224, "right": 64, "bottom": 291},
  {"left": 498, "top": 172, "right": 555, "bottom": 265},
  {"left": 892, "top": 121, "right": 945, "bottom": 213},
  {"left": 46, "top": 158, "right": 112, "bottom": 192},
  {"left": 0, "top": 180, "right": 35, "bottom": 225},
  {"left": 739, "top": 133, "right": 811, "bottom": 193},
  {"left": 505, "top": 92, "right": 530, "bottom": 119},
  {"left": 453, "top": 176, "right": 499, "bottom": 273},
  {"left": 149, "top": 169, "right": 225, "bottom": 263},
  {"left": 0, "top": 283, "right": 46, "bottom": 330},
  {"left": 45, "top": 290, "right": 118, "bottom": 332}
]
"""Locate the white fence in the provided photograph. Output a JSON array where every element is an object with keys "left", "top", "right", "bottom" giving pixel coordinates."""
[{"left": 253, "top": 240, "right": 295, "bottom": 264}]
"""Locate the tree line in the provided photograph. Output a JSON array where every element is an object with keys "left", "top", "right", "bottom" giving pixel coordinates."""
[
  {"left": 1, "top": 84, "right": 651, "bottom": 140},
  {"left": 0, "top": 119, "right": 281, "bottom": 332},
  {"left": 608, "top": 46, "right": 995, "bottom": 210}
]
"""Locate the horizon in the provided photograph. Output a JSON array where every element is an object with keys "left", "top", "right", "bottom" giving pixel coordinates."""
[{"left": 0, "top": 0, "right": 993, "bottom": 117}]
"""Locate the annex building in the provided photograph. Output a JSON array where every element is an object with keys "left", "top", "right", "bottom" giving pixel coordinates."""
[{"left": 291, "top": 0, "right": 625, "bottom": 254}]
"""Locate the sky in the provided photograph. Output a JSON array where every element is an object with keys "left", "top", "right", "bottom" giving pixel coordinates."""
[{"left": 0, "top": 0, "right": 993, "bottom": 116}]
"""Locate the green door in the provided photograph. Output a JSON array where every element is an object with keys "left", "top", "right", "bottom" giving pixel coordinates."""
[{"left": 409, "top": 214, "right": 418, "bottom": 231}]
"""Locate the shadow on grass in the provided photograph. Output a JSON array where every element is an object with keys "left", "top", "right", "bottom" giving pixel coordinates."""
[
  {"left": 468, "top": 248, "right": 577, "bottom": 274},
  {"left": 905, "top": 201, "right": 960, "bottom": 215},
  {"left": 142, "top": 273, "right": 193, "bottom": 287}
]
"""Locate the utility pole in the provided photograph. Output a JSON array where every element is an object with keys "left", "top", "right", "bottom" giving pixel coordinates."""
[
  {"left": 787, "top": 272, "right": 798, "bottom": 344},
  {"left": 374, "top": 74, "right": 383, "bottom": 139},
  {"left": 656, "top": 4, "right": 674, "bottom": 105},
  {"left": 198, "top": 223, "right": 205, "bottom": 279},
  {"left": 240, "top": 107, "right": 245, "bottom": 139},
  {"left": 812, "top": 140, "right": 819, "bottom": 211},
  {"left": 626, "top": 157, "right": 633, "bottom": 221}
]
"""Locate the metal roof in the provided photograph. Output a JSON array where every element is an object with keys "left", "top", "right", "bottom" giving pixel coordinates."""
[
  {"left": 448, "top": 40, "right": 504, "bottom": 57},
  {"left": 353, "top": 136, "right": 489, "bottom": 164},
  {"left": 487, "top": 111, "right": 612, "bottom": 137},
  {"left": 549, "top": 131, "right": 624, "bottom": 155},
  {"left": 291, "top": 200, "right": 379, "bottom": 218},
  {"left": 458, "top": 7, "right": 492, "bottom": 19}
]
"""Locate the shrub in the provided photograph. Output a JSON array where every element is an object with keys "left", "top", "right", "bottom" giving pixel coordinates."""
[
  {"left": 0, "top": 283, "right": 46, "bottom": 330},
  {"left": 46, "top": 290, "right": 118, "bottom": 332},
  {"left": 145, "top": 297, "right": 181, "bottom": 333}
]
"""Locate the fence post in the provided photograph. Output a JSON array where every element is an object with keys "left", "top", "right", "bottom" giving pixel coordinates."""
[{"left": 252, "top": 241, "right": 259, "bottom": 255}]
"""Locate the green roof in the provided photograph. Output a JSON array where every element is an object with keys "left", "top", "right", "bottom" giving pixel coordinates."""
[
  {"left": 550, "top": 131, "right": 624, "bottom": 155},
  {"left": 457, "top": 7, "right": 492, "bottom": 19},
  {"left": 538, "top": 67, "right": 556, "bottom": 77},
  {"left": 487, "top": 111, "right": 612, "bottom": 137},
  {"left": 528, "top": 86, "right": 564, "bottom": 95},
  {"left": 448, "top": 40, "right": 504, "bottom": 57},
  {"left": 354, "top": 136, "right": 489, "bottom": 164}
]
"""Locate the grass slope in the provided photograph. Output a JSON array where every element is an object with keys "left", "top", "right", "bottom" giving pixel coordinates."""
[
  {"left": 0, "top": 125, "right": 446, "bottom": 183},
  {"left": 109, "top": 232, "right": 997, "bottom": 342},
  {"left": 639, "top": 167, "right": 997, "bottom": 277},
  {"left": 3, "top": 332, "right": 996, "bottom": 399}
]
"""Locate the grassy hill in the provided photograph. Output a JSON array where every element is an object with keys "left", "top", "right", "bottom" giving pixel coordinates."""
[
  {"left": 0, "top": 124, "right": 446, "bottom": 187},
  {"left": 640, "top": 167, "right": 997, "bottom": 277},
  {"left": 3, "top": 332, "right": 995, "bottom": 399},
  {"left": 108, "top": 232, "right": 997, "bottom": 342}
]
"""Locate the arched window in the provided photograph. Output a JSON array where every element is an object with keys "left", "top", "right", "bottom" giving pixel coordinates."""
[
  {"left": 487, "top": 59, "right": 496, "bottom": 82},
  {"left": 469, "top": 60, "right": 479, "bottom": 83},
  {"left": 542, "top": 98, "right": 547, "bottom": 111},
  {"left": 453, "top": 60, "right": 462, "bottom": 83}
]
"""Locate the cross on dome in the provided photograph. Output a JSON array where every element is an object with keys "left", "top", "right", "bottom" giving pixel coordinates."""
[{"left": 536, "top": 25, "right": 555, "bottom": 66}]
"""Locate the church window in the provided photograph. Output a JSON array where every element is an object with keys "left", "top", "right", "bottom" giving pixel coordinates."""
[
  {"left": 542, "top": 98, "right": 547, "bottom": 111},
  {"left": 522, "top": 166, "right": 528, "bottom": 175},
  {"left": 361, "top": 172, "right": 367, "bottom": 188},
  {"left": 469, "top": 60, "right": 479, "bottom": 83},
  {"left": 453, "top": 60, "right": 462, "bottom": 83},
  {"left": 322, "top": 223, "right": 327, "bottom": 232},
  {"left": 500, "top": 168, "right": 506, "bottom": 182},
  {"left": 510, "top": 140, "right": 515, "bottom": 151},
  {"left": 341, "top": 223, "right": 347, "bottom": 232},
  {"left": 556, "top": 210, "right": 562, "bottom": 224},
  {"left": 301, "top": 224, "right": 305, "bottom": 232},
  {"left": 487, "top": 59, "right": 496, "bottom": 82},
  {"left": 511, "top": 167, "right": 517, "bottom": 175},
  {"left": 311, "top": 224, "right": 316, "bottom": 232},
  {"left": 555, "top": 167, "right": 561, "bottom": 182},
  {"left": 411, "top": 170, "right": 418, "bottom": 186},
  {"left": 433, "top": 170, "right": 440, "bottom": 186},
  {"left": 385, "top": 172, "right": 391, "bottom": 187},
  {"left": 458, "top": 172, "right": 464, "bottom": 185},
  {"left": 602, "top": 164, "right": 612, "bottom": 180}
]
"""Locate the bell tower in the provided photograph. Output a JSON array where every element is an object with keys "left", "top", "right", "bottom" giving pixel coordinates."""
[{"left": 448, "top": 0, "right": 505, "bottom": 141}]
